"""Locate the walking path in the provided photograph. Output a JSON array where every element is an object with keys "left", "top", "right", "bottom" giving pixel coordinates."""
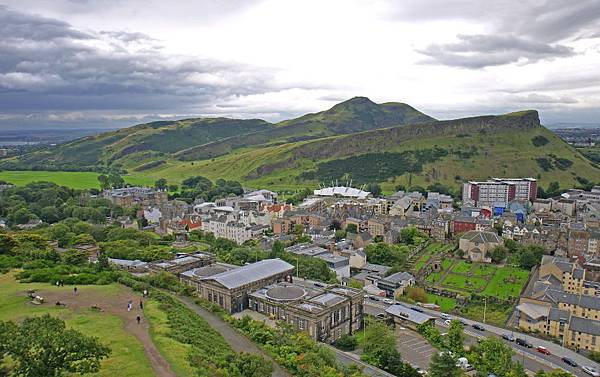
[
  {"left": 40, "top": 286, "right": 176, "bottom": 377},
  {"left": 173, "top": 295, "right": 290, "bottom": 377}
]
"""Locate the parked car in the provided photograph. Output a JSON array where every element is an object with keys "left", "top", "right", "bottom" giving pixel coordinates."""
[
  {"left": 472, "top": 324, "right": 485, "bottom": 331},
  {"left": 562, "top": 357, "right": 578, "bottom": 367},
  {"left": 369, "top": 295, "right": 380, "bottom": 301},
  {"left": 515, "top": 338, "right": 533, "bottom": 348},
  {"left": 536, "top": 346, "right": 551, "bottom": 355},
  {"left": 376, "top": 313, "right": 386, "bottom": 319},
  {"left": 456, "top": 357, "right": 473, "bottom": 371},
  {"left": 441, "top": 313, "right": 452, "bottom": 320},
  {"left": 444, "top": 319, "right": 452, "bottom": 326},
  {"left": 582, "top": 366, "right": 600, "bottom": 376},
  {"left": 501, "top": 334, "right": 515, "bottom": 342},
  {"left": 383, "top": 298, "right": 394, "bottom": 305},
  {"left": 411, "top": 306, "right": 424, "bottom": 313},
  {"left": 459, "top": 320, "right": 468, "bottom": 326}
]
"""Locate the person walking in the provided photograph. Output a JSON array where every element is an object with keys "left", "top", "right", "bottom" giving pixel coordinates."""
[
  {"left": 73, "top": 286, "right": 78, "bottom": 294},
  {"left": 136, "top": 315, "right": 141, "bottom": 324},
  {"left": 139, "top": 301, "right": 143, "bottom": 310},
  {"left": 127, "top": 302, "right": 132, "bottom": 312}
]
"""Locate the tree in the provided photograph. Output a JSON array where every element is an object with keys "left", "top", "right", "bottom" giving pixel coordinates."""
[
  {"left": 97, "top": 174, "right": 110, "bottom": 190},
  {"left": 446, "top": 320, "right": 465, "bottom": 355},
  {"left": 4, "top": 314, "right": 110, "bottom": 376},
  {"left": 333, "top": 334, "right": 358, "bottom": 351},
  {"left": 429, "top": 351, "right": 462, "bottom": 377},
  {"left": 154, "top": 178, "right": 168, "bottom": 191},
  {"left": 62, "top": 249, "right": 89, "bottom": 266},
  {"left": 293, "top": 224, "right": 305, "bottom": 237},
  {"left": 346, "top": 223, "right": 358, "bottom": 234},
  {"left": 108, "top": 173, "right": 125, "bottom": 189},
  {"left": 270, "top": 240, "right": 284, "bottom": 258},
  {"left": 228, "top": 352, "right": 273, "bottom": 377},
  {"left": 0, "top": 233, "right": 18, "bottom": 254},
  {"left": 534, "top": 370, "right": 573, "bottom": 377},
  {"left": 470, "top": 337, "right": 522, "bottom": 377},
  {"left": 367, "top": 183, "right": 382, "bottom": 197},
  {"left": 406, "top": 287, "right": 428, "bottom": 303},
  {"left": 488, "top": 246, "right": 508, "bottom": 264}
]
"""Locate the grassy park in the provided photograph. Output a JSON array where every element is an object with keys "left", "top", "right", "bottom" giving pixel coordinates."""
[
  {"left": 0, "top": 272, "right": 156, "bottom": 377},
  {"left": 0, "top": 170, "right": 153, "bottom": 189}
]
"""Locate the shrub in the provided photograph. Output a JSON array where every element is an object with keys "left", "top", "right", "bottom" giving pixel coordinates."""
[{"left": 531, "top": 135, "right": 549, "bottom": 147}]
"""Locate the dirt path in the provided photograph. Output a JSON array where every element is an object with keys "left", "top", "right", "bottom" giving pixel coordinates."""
[{"left": 33, "top": 286, "right": 176, "bottom": 377}]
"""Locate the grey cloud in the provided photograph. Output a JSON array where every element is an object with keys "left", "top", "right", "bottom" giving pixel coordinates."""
[
  {"left": 0, "top": 5, "right": 289, "bottom": 128},
  {"left": 387, "top": 0, "right": 600, "bottom": 43},
  {"left": 418, "top": 34, "right": 575, "bottom": 68},
  {"left": 509, "top": 93, "right": 578, "bottom": 104}
]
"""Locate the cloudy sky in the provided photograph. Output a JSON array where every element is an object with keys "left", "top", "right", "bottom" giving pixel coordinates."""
[{"left": 1, "top": 0, "right": 599, "bottom": 130}]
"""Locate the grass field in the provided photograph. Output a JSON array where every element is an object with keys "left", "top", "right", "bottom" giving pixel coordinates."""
[
  {"left": 0, "top": 273, "right": 155, "bottom": 376},
  {"left": 0, "top": 170, "right": 153, "bottom": 189},
  {"left": 426, "top": 294, "right": 457, "bottom": 312},
  {"left": 483, "top": 267, "right": 529, "bottom": 299},
  {"left": 450, "top": 261, "right": 472, "bottom": 275},
  {"left": 442, "top": 274, "right": 487, "bottom": 292}
]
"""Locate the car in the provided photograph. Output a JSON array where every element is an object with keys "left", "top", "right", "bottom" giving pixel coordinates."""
[
  {"left": 441, "top": 313, "right": 452, "bottom": 320},
  {"left": 536, "top": 346, "right": 551, "bottom": 355},
  {"left": 583, "top": 366, "right": 600, "bottom": 376},
  {"left": 368, "top": 295, "right": 380, "bottom": 301},
  {"left": 459, "top": 320, "right": 468, "bottom": 326},
  {"left": 515, "top": 338, "right": 533, "bottom": 348},
  {"left": 472, "top": 324, "right": 485, "bottom": 331},
  {"left": 501, "top": 334, "right": 515, "bottom": 342},
  {"left": 411, "top": 306, "right": 424, "bottom": 313},
  {"left": 444, "top": 319, "right": 452, "bottom": 326},
  {"left": 376, "top": 313, "right": 386, "bottom": 319},
  {"left": 562, "top": 357, "right": 578, "bottom": 367},
  {"left": 383, "top": 298, "right": 394, "bottom": 305}
]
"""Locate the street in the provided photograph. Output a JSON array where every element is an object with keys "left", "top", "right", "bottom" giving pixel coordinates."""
[{"left": 364, "top": 299, "right": 600, "bottom": 377}]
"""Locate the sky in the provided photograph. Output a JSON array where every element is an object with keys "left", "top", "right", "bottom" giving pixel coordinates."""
[{"left": 1, "top": 0, "right": 599, "bottom": 130}]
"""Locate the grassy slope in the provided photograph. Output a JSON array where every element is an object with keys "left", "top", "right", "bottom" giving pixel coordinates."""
[
  {"left": 0, "top": 273, "right": 155, "bottom": 377},
  {"left": 137, "top": 123, "right": 599, "bottom": 193}
]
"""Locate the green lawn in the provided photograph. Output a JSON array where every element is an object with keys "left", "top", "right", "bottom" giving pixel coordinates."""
[
  {"left": 0, "top": 273, "right": 155, "bottom": 377},
  {"left": 414, "top": 254, "right": 431, "bottom": 272},
  {"left": 425, "top": 271, "right": 443, "bottom": 284},
  {"left": 483, "top": 266, "right": 529, "bottom": 299},
  {"left": 441, "top": 259, "right": 453, "bottom": 270},
  {"left": 471, "top": 264, "right": 497, "bottom": 277},
  {"left": 426, "top": 294, "right": 457, "bottom": 312},
  {"left": 0, "top": 170, "right": 153, "bottom": 189},
  {"left": 442, "top": 274, "right": 487, "bottom": 292},
  {"left": 450, "top": 260, "right": 472, "bottom": 274}
]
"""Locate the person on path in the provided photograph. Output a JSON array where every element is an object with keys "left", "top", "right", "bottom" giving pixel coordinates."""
[
  {"left": 73, "top": 286, "right": 78, "bottom": 294},
  {"left": 139, "top": 301, "right": 143, "bottom": 310},
  {"left": 136, "top": 315, "right": 141, "bottom": 324},
  {"left": 127, "top": 302, "right": 132, "bottom": 311},
  {"left": 143, "top": 289, "right": 148, "bottom": 298}
]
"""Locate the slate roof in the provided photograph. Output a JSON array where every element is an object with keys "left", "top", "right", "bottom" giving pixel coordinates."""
[
  {"left": 200, "top": 258, "right": 294, "bottom": 289},
  {"left": 382, "top": 272, "right": 415, "bottom": 284},
  {"left": 461, "top": 230, "right": 502, "bottom": 244},
  {"left": 569, "top": 316, "right": 600, "bottom": 336},
  {"left": 385, "top": 304, "right": 436, "bottom": 325}
]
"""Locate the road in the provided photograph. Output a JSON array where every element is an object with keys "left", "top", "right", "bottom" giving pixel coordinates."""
[
  {"left": 325, "top": 344, "right": 395, "bottom": 377},
  {"left": 364, "top": 299, "right": 600, "bottom": 377}
]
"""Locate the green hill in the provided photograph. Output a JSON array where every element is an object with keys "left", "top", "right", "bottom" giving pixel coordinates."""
[{"left": 1, "top": 98, "right": 598, "bottom": 194}]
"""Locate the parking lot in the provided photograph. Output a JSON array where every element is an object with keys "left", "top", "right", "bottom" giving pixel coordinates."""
[{"left": 395, "top": 327, "right": 437, "bottom": 370}]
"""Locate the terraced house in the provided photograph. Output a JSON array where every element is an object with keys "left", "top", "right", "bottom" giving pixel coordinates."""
[{"left": 517, "top": 256, "right": 600, "bottom": 351}]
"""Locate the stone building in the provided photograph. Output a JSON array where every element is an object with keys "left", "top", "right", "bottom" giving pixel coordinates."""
[{"left": 248, "top": 281, "right": 363, "bottom": 343}]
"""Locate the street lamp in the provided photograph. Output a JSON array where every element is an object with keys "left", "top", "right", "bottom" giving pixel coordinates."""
[{"left": 483, "top": 298, "right": 487, "bottom": 324}]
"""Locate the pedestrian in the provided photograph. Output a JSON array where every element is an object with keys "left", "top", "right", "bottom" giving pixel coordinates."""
[
  {"left": 139, "top": 301, "right": 143, "bottom": 310},
  {"left": 136, "top": 315, "right": 141, "bottom": 324},
  {"left": 127, "top": 303, "right": 132, "bottom": 312},
  {"left": 143, "top": 289, "right": 148, "bottom": 298},
  {"left": 56, "top": 281, "right": 59, "bottom": 287},
  {"left": 73, "top": 286, "right": 78, "bottom": 294},
  {"left": 60, "top": 281, "right": 64, "bottom": 287}
]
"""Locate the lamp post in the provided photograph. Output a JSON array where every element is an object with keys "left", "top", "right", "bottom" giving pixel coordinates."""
[{"left": 483, "top": 297, "right": 487, "bottom": 324}]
